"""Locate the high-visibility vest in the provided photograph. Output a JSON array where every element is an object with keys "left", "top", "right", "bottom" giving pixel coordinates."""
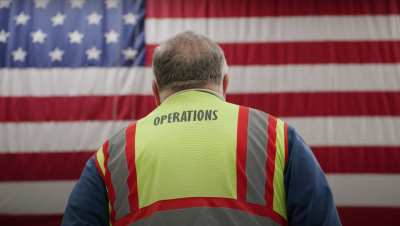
[{"left": 94, "top": 90, "right": 289, "bottom": 226}]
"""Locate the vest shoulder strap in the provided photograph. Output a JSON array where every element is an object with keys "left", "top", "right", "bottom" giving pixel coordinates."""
[
  {"left": 94, "top": 125, "right": 134, "bottom": 225},
  {"left": 94, "top": 139, "right": 115, "bottom": 226},
  {"left": 244, "top": 108, "right": 288, "bottom": 220}
]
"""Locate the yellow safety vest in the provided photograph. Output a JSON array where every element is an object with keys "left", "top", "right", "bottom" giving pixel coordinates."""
[{"left": 94, "top": 90, "right": 289, "bottom": 226}]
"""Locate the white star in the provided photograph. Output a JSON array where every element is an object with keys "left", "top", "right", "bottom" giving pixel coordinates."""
[
  {"left": 12, "top": 47, "right": 27, "bottom": 62},
  {"left": 34, "top": 0, "right": 50, "bottom": 9},
  {"left": 68, "top": 30, "right": 84, "bottom": 44},
  {"left": 51, "top": 12, "right": 66, "bottom": 26},
  {"left": 87, "top": 12, "right": 102, "bottom": 25},
  {"left": 105, "top": 0, "right": 119, "bottom": 9},
  {"left": 0, "top": 0, "right": 12, "bottom": 8},
  {"left": 123, "top": 13, "right": 137, "bottom": 25},
  {"left": 0, "top": 29, "right": 10, "bottom": 43},
  {"left": 14, "top": 12, "right": 30, "bottom": 25},
  {"left": 69, "top": 0, "right": 85, "bottom": 9},
  {"left": 49, "top": 47, "right": 64, "bottom": 61},
  {"left": 104, "top": 30, "right": 119, "bottom": 43},
  {"left": 122, "top": 47, "right": 137, "bottom": 61},
  {"left": 86, "top": 46, "right": 102, "bottom": 60},
  {"left": 31, "top": 29, "right": 47, "bottom": 44}
]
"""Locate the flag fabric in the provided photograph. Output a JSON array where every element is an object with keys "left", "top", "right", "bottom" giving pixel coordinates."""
[{"left": 0, "top": 0, "right": 399, "bottom": 225}]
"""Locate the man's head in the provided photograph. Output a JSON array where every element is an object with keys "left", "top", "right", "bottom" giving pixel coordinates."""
[{"left": 152, "top": 31, "right": 229, "bottom": 105}]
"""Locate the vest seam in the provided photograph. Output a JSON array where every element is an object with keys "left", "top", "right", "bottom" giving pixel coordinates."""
[{"left": 114, "top": 197, "right": 283, "bottom": 224}]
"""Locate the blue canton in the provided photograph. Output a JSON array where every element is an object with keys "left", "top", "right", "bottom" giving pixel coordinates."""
[{"left": 0, "top": 0, "right": 145, "bottom": 68}]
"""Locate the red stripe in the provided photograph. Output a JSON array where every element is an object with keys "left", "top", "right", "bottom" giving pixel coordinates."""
[
  {"left": 1, "top": 147, "right": 399, "bottom": 182},
  {"left": 115, "top": 197, "right": 288, "bottom": 226},
  {"left": 146, "top": 0, "right": 400, "bottom": 18},
  {"left": 116, "top": 94, "right": 157, "bottom": 120},
  {"left": 0, "top": 214, "right": 63, "bottom": 226},
  {"left": 0, "top": 96, "right": 114, "bottom": 122},
  {"left": 0, "top": 95, "right": 156, "bottom": 122},
  {"left": 337, "top": 207, "right": 400, "bottom": 226},
  {"left": 312, "top": 146, "right": 400, "bottom": 174},
  {"left": 284, "top": 122, "right": 288, "bottom": 166},
  {"left": 228, "top": 92, "right": 400, "bottom": 117},
  {"left": 125, "top": 122, "right": 139, "bottom": 212},
  {"left": 265, "top": 115, "right": 277, "bottom": 208},
  {"left": 146, "top": 42, "right": 400, "bottom": 66},
  {"left": 0, "top": 151, "right": 94, "bottom": 182},
  {"left": 102, "top": 140, "right": 117, "bottom": 225},
  {"left": 236, "top": 106, "right": 249, "bottom": 202},
  {"left": 0, "top": 208, "right": 397, "bottom": 226},
  {"left": 2, "top": 92, "right": 400, "bottom": 122}
]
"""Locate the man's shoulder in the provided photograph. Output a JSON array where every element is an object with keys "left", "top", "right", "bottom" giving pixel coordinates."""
[
  {"left": 106, "top": 124, "right": 130, "bottom": 153},
  {"left": 242, "top": 106, "right": 297, "bottom": 149},
  {"left": 243, "top": 107, "right": 293, "bottom": 126}
]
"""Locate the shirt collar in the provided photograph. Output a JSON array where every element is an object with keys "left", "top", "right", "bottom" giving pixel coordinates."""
[{"left": 163, "top": 88, "right": 226, "bottom": 103}]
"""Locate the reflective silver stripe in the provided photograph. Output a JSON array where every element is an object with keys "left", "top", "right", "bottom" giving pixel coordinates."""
[
  {"left": 128, "top": 207, "right": 282, "bottom": 226},
  {"left": 107, "top": 127, "right": 131, "bottom": 220},
  {"left": 246, "top": 108, "right": 269, "bottom": 205}
]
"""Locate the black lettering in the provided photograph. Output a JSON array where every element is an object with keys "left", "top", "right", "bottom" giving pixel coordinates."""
[
  {"left": 154, "top": 117, "right": 160, "bottom": 125},
  {"left": 193, "top": 110, "right": 197, "bottom": 121},
  {"left": 212, "top": 110, "right": 218, "bottom": 120},
  {"left": 173, "top": 112, "right": 180, "bottom": 122},
  {"left": 180, "top": 111, "right": 187, "bottom": 122},
  {"left": 187, "top": 111, "right": 193, "bottom": 121},
  {"left": 160, "top": 115, "right": 167, "bottom": 124},
  {"left": 168, "top": 113, "right": 172, "bottom": 123},
  {"left": 205, "top": 110, "right": 212, "bottom": 120},
  {"left": 197, "top": 110, "right": 204, "bottom": 121}
]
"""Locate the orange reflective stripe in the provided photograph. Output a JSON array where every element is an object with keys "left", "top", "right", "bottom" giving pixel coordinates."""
[
  {"left": 284, "top": 122, "right": 288, "bottom": 166},
  {"left": 236, "top": 106, "right": 249, "bottom": 202},
  {"left": 115, "top": 198, "right": 288, "bottom": 226},
  {"left": 264, "top": 115, "right": 277, "bottom": 208},
  {"left": 95, "top": 141, "right": 114, "bottom": 226},
  {"left": 106, "top": 127, "right": 132, "bottom": 220},
  {"left": 101, "top": 141, "right": 117, "bottom": 225},
  {"left": 125, "top": 122, "right": 139, "bottom": 213}
]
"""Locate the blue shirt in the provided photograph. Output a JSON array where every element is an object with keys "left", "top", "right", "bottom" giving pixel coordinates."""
[{"left": 62, "top": 125, "right": 341, "bottom": 226}]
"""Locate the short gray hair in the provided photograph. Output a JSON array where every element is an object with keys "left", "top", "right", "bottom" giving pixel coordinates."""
[{"left": 152, "top": 31, "right": 228, "bottom": 92}]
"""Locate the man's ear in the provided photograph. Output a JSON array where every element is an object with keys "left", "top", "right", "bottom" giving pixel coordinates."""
[
  {"left": 152, "top": 79, "right": 161, "bottom": 106},
  {"left": 222, "top": 74, "right": 229, "bottom": 99}
]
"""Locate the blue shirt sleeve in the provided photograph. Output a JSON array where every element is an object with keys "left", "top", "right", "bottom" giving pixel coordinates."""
[
  {"left": 284, "top": 125, "right": 341, "bottom": 226},
  {"left": 62, "top": 155, "right": 109, "bottom": 226}
]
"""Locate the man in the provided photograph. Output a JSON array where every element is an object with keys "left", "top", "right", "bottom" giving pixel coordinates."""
[{"left": 62, "top": 31, "right": 341, "bottom": 226}]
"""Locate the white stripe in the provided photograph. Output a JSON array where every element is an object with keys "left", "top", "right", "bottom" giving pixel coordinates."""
[
  {"left": 0, "top": 67, "right": 152, "bottom": 97},
  {"left": 1, "top": 65, "right": 400, "bottom": 97},
  {"left": 282, "top": 117, "right": 400, "bottom": 146},
  {"left": 0, "top": 117, "right": 399, "bottom": 153},
  {"left": 0, "top": 121, "right": 133, "bottom": 152},
  {"left": 145, "top": 16, "right": 400, "bottom": 44},
  {"left": 228, "top": 64, "right": 400, "bottom": 93},
  {"left": 0, "top": 181, "right": 76, "bottom": 214},
  {"left": 327, "top": 174, "right": 400, "bottom": 206},
  {"left": 1, "top": 175, "right": 399, "bottom": 214}
]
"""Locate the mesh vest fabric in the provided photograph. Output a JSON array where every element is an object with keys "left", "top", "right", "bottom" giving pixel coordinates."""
[
  {"left": 94, "top": 90, "right": 289, "bottom": 226},
  {"left": 135, "top": 91, "right": 239, "bottom": 208}
]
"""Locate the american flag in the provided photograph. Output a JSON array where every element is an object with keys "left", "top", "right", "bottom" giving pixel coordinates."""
[{"left": 0, "top": 0, "right": 399, "bottom": 225}]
